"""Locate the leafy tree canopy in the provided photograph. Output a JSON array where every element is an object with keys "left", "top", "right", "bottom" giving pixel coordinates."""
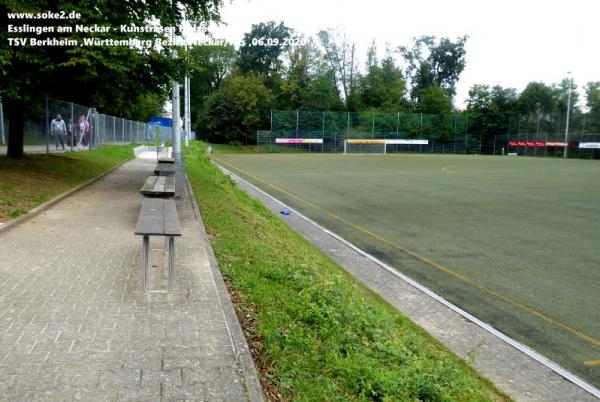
[
  {"left": 198, "top": 73, "right": 273, "bottom": 143},
  {"left": 0, "top": 0, "right": 223, "bottom": 157},
  {"left": 237, "top": 21, "right": 293, "bottom": 85},
  {"left": 399, "top": 35, "right": 468, "bottom": 101}
]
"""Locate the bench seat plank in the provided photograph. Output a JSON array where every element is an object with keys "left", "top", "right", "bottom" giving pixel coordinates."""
[
  {"left": 153, "top": 176, "right": 166, "bottom": 192},
  {"left": 141, "top": 176, "right": 158, "bottom": 193},
  {"left": 135, "top": 198, "right": 181, "bottom": 236},
  {"left": 141, "top": 175, "right": 175, "bottom": 197},
  {"left": 164, "top": 176, "right": 175, "bottom": 194},
  {"left": 135, "top": 198, "right": 165, "bottom": 235},
  {"left": 163, "top": 199, "right": 182, "bottom": 236}
]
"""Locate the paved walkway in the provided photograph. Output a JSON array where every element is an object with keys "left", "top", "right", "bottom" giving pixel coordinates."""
[{"left": 0, "top": 155, "right": 263, "bottom": 401}]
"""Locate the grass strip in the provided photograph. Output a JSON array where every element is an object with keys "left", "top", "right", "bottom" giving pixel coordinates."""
[
  {"left": 185, "top": 141, "right": 510, "bottom": 402},
  {"left": 0, "top": 145, "right": 135, "bottom": 220}
]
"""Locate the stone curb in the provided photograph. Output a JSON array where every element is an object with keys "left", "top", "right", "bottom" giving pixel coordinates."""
[
  {"left": 0, "top": 157, "right": 132, "bottom": 234},
  {"left": 184, "top": 172, "right": 266, "bottom": 402}
]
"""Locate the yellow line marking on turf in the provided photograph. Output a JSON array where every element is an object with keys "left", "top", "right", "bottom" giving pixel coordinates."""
[
  {"left": 214, "top": 157, "right": 600, "bottom": 348},
  {"left": 583, "top": 360, "right": 600, "bottom": 367}
]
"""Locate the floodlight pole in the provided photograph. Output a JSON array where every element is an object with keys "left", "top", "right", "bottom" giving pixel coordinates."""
[
  {"left": 184, "top": 74, "right": 190, "bottom": 147},
  {"left": 563, "top": 72, "right": 573, "bottom": 158},
  {"left": 171, "top": 29, "right": 181, "bottom": 159}
]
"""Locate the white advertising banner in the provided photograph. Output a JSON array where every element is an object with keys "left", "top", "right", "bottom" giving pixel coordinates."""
[
  {"left": 578, "top": 142, "right": 600, "bottom": 149},
  {"left": 275, "top": 138, "right": 323, "bottom": 144},
  {"left": 385, "top": 139, "right": 429, "bottom": 145}
]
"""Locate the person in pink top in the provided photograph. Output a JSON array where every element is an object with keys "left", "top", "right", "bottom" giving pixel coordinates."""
[{"left": 76, "top": 115, "right": 90, "bottom": 149}]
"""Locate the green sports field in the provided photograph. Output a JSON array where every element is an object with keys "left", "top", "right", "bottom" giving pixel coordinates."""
[{"left": 213, "top": 152, "right": 600, "bottom": 388}]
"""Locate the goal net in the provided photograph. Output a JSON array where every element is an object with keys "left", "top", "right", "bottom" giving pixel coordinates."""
[
  {"left": 343, "top": 139, "right": 429, "bottom": 154},
  {"left": 343, "top": 139, "right": 386, "bottom": 154}
]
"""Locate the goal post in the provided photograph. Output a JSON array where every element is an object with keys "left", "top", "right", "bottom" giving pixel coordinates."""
[{"left": 343, "top": 139, "right": 429, "bottom": 154}]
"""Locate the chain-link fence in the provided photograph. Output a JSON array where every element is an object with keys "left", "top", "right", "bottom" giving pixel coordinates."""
[
  {"left": 0, "top": 96, "right": 185, "bottom": 154},
  {"left": 261, "top": 110, "right": 600, "bottom": 158}
]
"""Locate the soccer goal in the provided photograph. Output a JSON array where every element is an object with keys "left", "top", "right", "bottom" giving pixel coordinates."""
[
  {"left": 343, "top": 139, "right": 429, "bottom": 154},
  {"left": 343, "top": 139, "right": 387, "bottom": 154}
]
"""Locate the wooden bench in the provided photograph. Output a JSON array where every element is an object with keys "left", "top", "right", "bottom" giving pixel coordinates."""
[
  {"left": 134, "top": 198, "right": 182, "bottom": 291},
  {"left": 140, "top": 176, "right": 175, "bottom": 197},
  {"left": 154, "top": 162, "right": 176, "bottom": 176},
  {"left": 156, "top": 146, "right": 173, "bottom": 163}
]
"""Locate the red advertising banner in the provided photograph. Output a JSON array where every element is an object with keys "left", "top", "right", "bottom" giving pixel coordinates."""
[{"left": 509, "top": 141, "right": 556, "bottom": 147}]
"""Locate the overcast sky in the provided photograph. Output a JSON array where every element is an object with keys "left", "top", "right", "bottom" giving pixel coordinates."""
[{"left": 184, "top": 0, "right": 599, "bottom": 109}]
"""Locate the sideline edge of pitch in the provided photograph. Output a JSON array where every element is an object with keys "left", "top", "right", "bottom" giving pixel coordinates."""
[{"left": 214, "top": 160, "right": 600, "bottom": 400}]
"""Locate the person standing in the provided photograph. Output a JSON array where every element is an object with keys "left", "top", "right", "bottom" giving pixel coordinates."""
[
  {"left": 76, "top": 115, "right": 89, "bottom": 149},
  {"left": 50, "top": 114, "right": 67, "bottom": 150}
]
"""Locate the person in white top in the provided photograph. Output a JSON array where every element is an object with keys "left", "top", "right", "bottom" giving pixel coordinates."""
[{"left": 50, "top": 114, "right": 67, "bottom": 150}]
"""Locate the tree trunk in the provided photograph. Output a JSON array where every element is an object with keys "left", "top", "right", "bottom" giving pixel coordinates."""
[{"left": 7, "top": 98, "right": 25, "bottom": 159}]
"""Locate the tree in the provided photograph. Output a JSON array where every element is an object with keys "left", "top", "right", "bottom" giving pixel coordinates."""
[
  {"left": 586, "top": 82, "right": 600, "bottom": 111},
  {"left": 317, "top": 30, "right": 359, "bottom": 109},
  {"left": 0, "top": 0, "right": 223, "bottom": 158},
  {"left": 237, "top": 21, "right": 293, "bottom": 87},
  {"left": 129, "top": 93, "right": 168, "bottom": 122},
  {"left": 299, "top": 72, "right": 344, "bottom": 111},
  {"left": 188, "top": 43, "right": 236, "bottom": 126},
  {"left": 277, "top": 39, "right": 343, "bottom": 111},
  {"left": 585, "top": 82, "right": 600, "bottom": 133},
  {"left": 554, "top": 78, "right": 579, "bottom": 115},
  {"left": 416, "top": 86, "right": 452, "bottom": 115},
  {"left": 466, "top": 84, "right": 518, "bottom": 141},
  {"left": 198, "top": 74, "right": 273, "bottom": 143},
  {"left": 399, "top": 35, "right": 468, "bottom": 101},
  {"left": 359, "top": 54, "right": 409, "bottom": 111},
  {"left": 517, "top": 82, "right": 558, "bottom": 115}
]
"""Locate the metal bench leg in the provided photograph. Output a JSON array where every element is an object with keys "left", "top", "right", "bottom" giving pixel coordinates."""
[
  {"left": 142, "top": 235, "right": 149, "bottom": 291},
  {"left": 168, "top": 236, "right": 175, "bottom": 292}
]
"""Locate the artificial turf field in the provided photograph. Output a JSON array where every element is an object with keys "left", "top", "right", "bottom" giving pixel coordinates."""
[{"left": 213, "top": 152, "right": 600, "bottom": 388}]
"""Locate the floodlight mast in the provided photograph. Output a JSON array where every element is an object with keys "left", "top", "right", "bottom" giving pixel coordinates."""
[
  {"left": 171, "top": 27, "right": 181, "bottom": 159},
  {"left": 563, "top": 72, "right": 573, "bottom": 158}
]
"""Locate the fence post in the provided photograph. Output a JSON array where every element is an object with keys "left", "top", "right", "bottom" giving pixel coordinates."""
[
  {"left": 89, "top": 108, "right": 94, "bottom": 150},
  {"left": 296, "top": 110, "right": 299, "bottom": 135},
  {"left": 347, "top": 112, "right": 350, "bottom": 135},
  {"left": 45, "top": 97, "right": 50, "bottom": 154},
  {"left": 113, "top": 116, "right": 116, "bottom": 143},
  {"left": 334, "top": 130, "right": 337, "bottom": 153},
  {"left": 464, "top": 112, "right": 468, "bottom": 154},
  {"left": 70, "top": 102, "right": 74, "bottom": 151},
  {"left": 122, "top": 118, "right": 125, "bottom": 143},
  {"left": 322, "top": 111, "right": 325, "bottom": 137},
  {"left": 0, "top": 96, "right": 4, "bottom": 145},
  {"left": 396, "top": 112, "right": 400, "bottom": 136},
  {"left": 372, "top": 112, "right": 375, "bottom": 137}
]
